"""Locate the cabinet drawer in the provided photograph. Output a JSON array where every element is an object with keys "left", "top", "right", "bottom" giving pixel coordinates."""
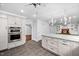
[
  {"left": 58, "top": 46, "right": 72, "bottom": 56},
  {"left": 58, "top": 40, "right": 72, "bottom": 55},
  {"left": 48, "top": 38, "right": 58, "bottom": 42},
  {"left": 48, "top": 45, "right": 58, "bottom": 54},
  {"left": 59, "top": 39, "right": 79, "bottom": 47},
  {"left": 42, "top": 36, "right": 49, "bottom": 40},
  {"left": 47, "top": 40, "right": 58, "bottom": 46},
  {"left": 42, "top": 39, "right": 48, "bottom": 49},
  {"left": 47, "top": 40, "right": 58, "bottom": 51},
  {"left": 43, "top": 36, "right": 58, "bottom": 42}
]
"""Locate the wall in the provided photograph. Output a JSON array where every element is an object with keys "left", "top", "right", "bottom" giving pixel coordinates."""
[
  {"left": 32, "top": 20, "right": 37, "bottom": 41},
  {"left": 32, "top": 19, "right": 50, "bottom": 42},
  {"left": 37, "top": 20, "right": 50, "bottom": 41}
]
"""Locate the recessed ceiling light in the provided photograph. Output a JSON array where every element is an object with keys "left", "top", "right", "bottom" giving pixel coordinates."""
[
  {"left": 69, "top": 16, "right": 72, "bottom": 20},
  {"left": 21, "top": 9, "right": 24, "bottom": 13}
]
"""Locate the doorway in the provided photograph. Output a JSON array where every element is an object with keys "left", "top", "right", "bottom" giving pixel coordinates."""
[{"left": 26, "top": 24, "right": 32, "bottom": 41}]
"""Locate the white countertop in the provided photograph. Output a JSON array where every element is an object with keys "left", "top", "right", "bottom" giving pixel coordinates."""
[{"left": 42, "top": 34, "right": 79, "bottom": 42}]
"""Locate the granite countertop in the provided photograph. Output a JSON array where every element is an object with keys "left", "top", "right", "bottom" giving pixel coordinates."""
[{"left": 42, "top": 34, "right": 79, "bottom": 42}]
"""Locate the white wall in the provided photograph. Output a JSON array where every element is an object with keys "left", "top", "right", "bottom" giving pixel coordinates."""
[
  {"left": 37, "top": 20, "right": 50, "bottom": 34},
  {"left": 32, "top": 20, "right": 37, "bottom": 41},
  {"left": 32, "top": 19, "right": 50, "bottom": 42},
  {"left": 37, "top": 20, "right": 50, "bottom": 41}
]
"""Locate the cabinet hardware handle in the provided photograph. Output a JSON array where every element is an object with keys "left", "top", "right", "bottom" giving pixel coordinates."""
[{"left": 62, "top": 43, "right": 67, "bottom": 45}]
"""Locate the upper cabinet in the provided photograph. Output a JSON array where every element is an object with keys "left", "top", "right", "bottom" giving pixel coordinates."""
[
  {"left": 15, "top": 17, "right": 22, "bottom": 26},
  {"left": 8, "top": 16, "right": 22, "bottom": 27},
  {"left": 8, "top": 16, "right": 16, "bottom": 26}
]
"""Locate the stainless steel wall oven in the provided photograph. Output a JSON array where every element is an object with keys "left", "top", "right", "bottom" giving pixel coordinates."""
[{"left": 8, "top": 27, "right": 21, "bottom": 43}]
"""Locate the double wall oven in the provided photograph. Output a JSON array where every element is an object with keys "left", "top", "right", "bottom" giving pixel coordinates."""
[{"left": 8, "top": 27, "right": 21, "bottom": 43}]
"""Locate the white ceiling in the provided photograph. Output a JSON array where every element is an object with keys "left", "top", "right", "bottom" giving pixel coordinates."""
[{"left": 0, "top": 3, "right": 79, "bottom": 20}]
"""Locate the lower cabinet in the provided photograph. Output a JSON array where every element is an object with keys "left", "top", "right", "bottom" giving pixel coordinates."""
[
  {"left": 47, "top": 38, "right": 59, "bottom": 54},
  {"left": 42, "top": 37, "right": 48, "bottom": 49},
  {"left": 8, "top": 39, "right": 25, "bottom": 49},
  {"left": 42, "top": 36, "right": 79, "bottom": 56},
  {"left": 58, "top": 40, "right": 72, "bottom": 56}
]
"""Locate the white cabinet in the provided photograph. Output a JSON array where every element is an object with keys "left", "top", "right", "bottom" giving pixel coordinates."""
[
  {"left": 8, "top": 40, "right": 24, "bottom": 49},
  {"left": 15, "top": 17, "right": 22, "bottom": 26},
  {"left": 8, "top": 16, "right": 22, "bottom": 27},
  {"left": 47, "top": 38, "right": 59, "bottom": 54},
  {"left": 0, "top": 17, "right": 8, "bottom": 50},
  {"left": 42, "top": 36, "right": 79, "bottom": 56},
  {"left": 58, "top": 39, "right": 72, "bottom": 56},
  {"left": 8, "top": 16, "right": 16, "bottom": 26},
  {"left": 69, "top": 41, "right": 79, "bottom": 56},
  {"left": 42, "top": 36, "right": 59, "bottom": 54},
  {"left": 8, "top": 18, "right": 26, "bottom": 49},
  {"left": 42, "top": 37, "right": 48, "bottom": 49},
  {"left": 0, "top": 14, "right": 26, "bottom": 50}
]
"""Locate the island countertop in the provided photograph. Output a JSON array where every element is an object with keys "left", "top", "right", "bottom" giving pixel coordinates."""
[{"left": 42, "top": 34, "right": 79, "bottom": 42}]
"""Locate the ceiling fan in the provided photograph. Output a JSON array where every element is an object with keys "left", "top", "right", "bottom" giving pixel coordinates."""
[
  {"left": 24, "top": 3, "right": 46, "bottom": 8},
  {"left": 29, "top": 3, "right": 41, "bottom": 8}
]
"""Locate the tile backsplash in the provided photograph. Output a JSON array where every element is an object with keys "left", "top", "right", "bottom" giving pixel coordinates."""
[{"left": 54, "top": 24, "right": 79, "bottom": 35}]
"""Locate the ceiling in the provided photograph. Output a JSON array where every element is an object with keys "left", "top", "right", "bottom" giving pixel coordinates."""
[{"left": 0, "top": 3, "right": 79, "bottom": 20}]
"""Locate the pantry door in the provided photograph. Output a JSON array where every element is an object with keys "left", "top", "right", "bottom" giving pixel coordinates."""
[{"left": 0, "top": 17, "right": 8, "bottom": 50}]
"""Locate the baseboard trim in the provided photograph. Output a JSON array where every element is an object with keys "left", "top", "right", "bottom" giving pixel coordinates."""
[
  {"left": 42, "top": 46, "right": 59, "bottom": 56},
  {"left": 0, "top": 49, "right": 8, "bottom": 52}
]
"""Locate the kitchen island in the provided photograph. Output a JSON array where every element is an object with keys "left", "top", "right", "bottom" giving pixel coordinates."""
[{"left": 42, "top": 34, "right": 79, "bottom": 56}]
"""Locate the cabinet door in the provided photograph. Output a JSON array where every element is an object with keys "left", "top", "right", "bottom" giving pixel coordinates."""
[
  {"left": 47, "top": 38, "right": 58, "bottom": 47},
  {"left": 58, "top": 40, "right": 79, "bottom": 56},
  {"left": 69, "top": 42, "right": 79, "bottom": 56},
  {"left": 58, "top": 39, "right": 72, "bottom": 56},
  {"left": 0, "top": 17, "right": 8, "bottom": 50},
  {"left": 8, "top": 16, "right": 16, "bottom": 26},
  {"left": 42, "top": 37, "right": 48, "bottom": 49},
  {"left": 47, "top": 38, "right": 59, "bottom": 54},
  {"left": 15, "top": 17, "right": 22, "bottom": 26}
]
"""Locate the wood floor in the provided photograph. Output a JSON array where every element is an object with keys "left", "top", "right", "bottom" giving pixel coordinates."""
[{"left": 0, "top": 40, "right": 56, "bottom": 56}]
